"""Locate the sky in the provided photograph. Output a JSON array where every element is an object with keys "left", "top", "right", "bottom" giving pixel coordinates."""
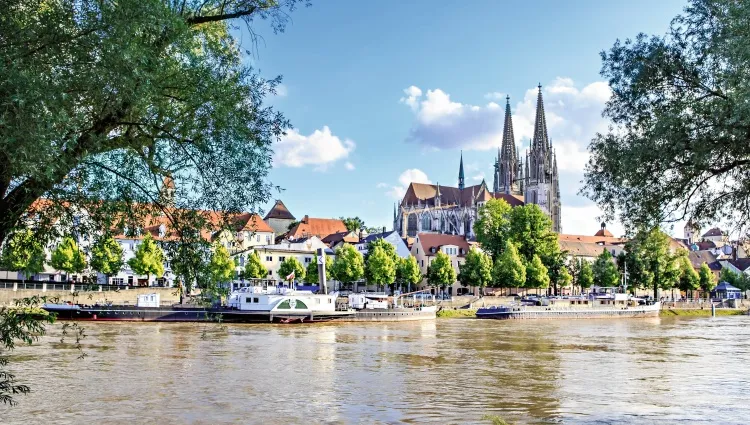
[{"left": 240, "top": 0, "right": 689, "bottom": 237}]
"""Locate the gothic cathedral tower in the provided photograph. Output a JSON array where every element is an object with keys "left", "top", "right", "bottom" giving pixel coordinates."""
[
  {"left": 524, "top": 84, "right": 561, "bottom": 233},
  {"left": 493, "top": 96, "right": 523, "bottom": 195}
]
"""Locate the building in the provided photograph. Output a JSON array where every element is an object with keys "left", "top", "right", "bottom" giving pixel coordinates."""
[
  {"left": 264, "top": 200, "right": 296, "bottom": 236},
  {"left": 252, "top": 236, "right": 334, "bottom": 283},
  {"left": 394, "top": 85, "right": 561, "bottom": 238},
  {"left": 688, "top": 250, "right": 722, "bottom": 279},
  {"left": 557, "top": 225, "right": 628, "bottom": 263},
  {"left": 288, "top": 215, "right": 348, "bottom": 240},
  {"left": 684, "top": 219, "right": 700, "bottom": 245},
  {"left": 355, "top": 230, "right": 411, "bottom": 259},
  {"left": 702, "top": 227, "right": 728, "bottom": 245},
  {"left": 410, "top": 233, "right": 472, "bottom": 296}
]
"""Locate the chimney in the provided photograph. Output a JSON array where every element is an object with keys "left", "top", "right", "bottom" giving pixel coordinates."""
[{"left": 303, "top": 215, "right": 309, "bottom": 224}]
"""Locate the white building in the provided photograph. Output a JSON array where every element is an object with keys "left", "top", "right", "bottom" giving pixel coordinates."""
[
  {"left": 251, "top": 236, "right": 334, "bottom": 283},
  {"left": 410, "top": 233, "right": 472, "bottom": 296},
  {"left": 354, "top": 230, "right": 411, "bottom": 259}
]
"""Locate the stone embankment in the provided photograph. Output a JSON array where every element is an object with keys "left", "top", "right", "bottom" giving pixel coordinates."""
[{"left": 0, "top": 282, "right": 180, "bottom": 306}]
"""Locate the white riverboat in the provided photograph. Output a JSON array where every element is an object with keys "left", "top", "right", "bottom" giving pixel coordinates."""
[
  {"left": 476, "top": 295, "right": 661, "bottom": 320},
  {"left": 225, "top": 286, "right": 354, "bottom": 323}
]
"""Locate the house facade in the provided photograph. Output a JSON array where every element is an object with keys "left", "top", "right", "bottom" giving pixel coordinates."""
[{"left": 410, "top": 233, "right": 472, "bottom": 296}]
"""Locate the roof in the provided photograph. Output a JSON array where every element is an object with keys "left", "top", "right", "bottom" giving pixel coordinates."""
[
  {"left": 688, "top": 251, "right": 722, "bottom": 271},
  {"left": 727, "top": 258, "right": 750, "bottom": 272},
  {"left": 113, "top": 210, "right": 272, "bottom": 242},
  {"left": 264, "top": 200, "right": 295, "bottom": 220},
  {"left": 713, "top": 282, "right": 741, "bottom": 292},
  {"left": 401, "top": 182, "right": 524, "bottom": 208},
  {"left": 362, "top": 231, "right": 397, "bottom": 244},
  {"left": 321, "top": 231, "right": 360, "bottom": 245},
  {"left": 693, "top": 241, "right": 717, "bottom": 251},
  {"left": 702, "top": 227, "right": 725, "bottom": 237},
  {"left": 594, "top": 225, "right": 614, "bottom": 237},
  {"left": 558, "top": 240, "right": 622, "bottom": 258},
  {"left": 416, "top": 233, "right": 471, "bottom": 257},
  {"left": 557, "top": 233, "right": 627, "bottom": 245},
  {"left": 288, "top": 216, "right": 348, "bottom": 240}
]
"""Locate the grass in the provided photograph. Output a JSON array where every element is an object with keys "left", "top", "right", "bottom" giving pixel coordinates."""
[
  {"left": 660, "top": 308, "right": 746, "bottom": 317},
  {"left": 436, "top": 308, "right": 477, "bottom": 318}
]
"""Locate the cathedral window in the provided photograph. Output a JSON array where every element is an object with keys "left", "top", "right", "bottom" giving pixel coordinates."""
[
  {"left": 421, "top": 214, "right": 431, "bottom": 231},
  {"left": 407, "top": 214, "right": 418, "bottom": 237}
]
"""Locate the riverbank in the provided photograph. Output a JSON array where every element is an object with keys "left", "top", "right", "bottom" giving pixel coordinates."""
[{"left": 436, "top": 307, "right": 749, "bottom": 319}]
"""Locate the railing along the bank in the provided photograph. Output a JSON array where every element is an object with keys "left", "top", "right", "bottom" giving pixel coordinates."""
[{"left": 0, "top": 279, "right": 173, "bottom": 293}]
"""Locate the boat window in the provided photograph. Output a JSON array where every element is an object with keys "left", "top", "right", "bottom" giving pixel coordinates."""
[
  {"left": 245, "top": 297, "right": 252, "bottom": 303},
  {"left": 316, "top": 299, "right": 320, "bottom": 304},
  {"left": 328, "top": 299, "right": 332, "bottom": 303},
  {"left": 253, "top": 297, "right": 259, "bottom": 303}
]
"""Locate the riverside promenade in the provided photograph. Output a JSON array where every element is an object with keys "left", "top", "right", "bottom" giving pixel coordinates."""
[{"left": 0, "top": 281, "right": 180, "bottom": 306}]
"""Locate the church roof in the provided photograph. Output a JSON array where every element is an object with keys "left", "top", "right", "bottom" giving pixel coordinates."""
[
  {"left": 402, "top": 182, "right": 524, "bottom": 208},
  {"left": 264, "top": 200, "right": 295, "bottom": 220}
]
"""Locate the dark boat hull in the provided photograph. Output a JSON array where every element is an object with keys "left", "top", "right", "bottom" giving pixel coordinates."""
[{"left": 43, "top": 305, "right": 355, "bottom": 323}]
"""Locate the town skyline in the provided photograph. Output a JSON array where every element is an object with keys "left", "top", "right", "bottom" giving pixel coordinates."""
[{"left": 246, "top": 0, "right": 687, "bottom": 236}]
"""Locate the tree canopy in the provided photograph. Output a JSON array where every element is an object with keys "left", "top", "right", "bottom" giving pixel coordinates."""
[
  {"left": 457, "top": 248, "right": 493, "bottom": 293},
  {"left": 0, "top": 0, "right": 306, "bottom": 246},
  {"left": 622, "top": 228, "right": 679, "bottom": 298},
  {"left": 473, "top": 199, "right": 512, "bottom": 261},
  {"left": 50, "top": 237, "right": 87, "bottom": 276},
  {"left": 492, "top": 241, "right": 526, "bottom": 289},
  {"left": 525, "top": 255, "right": 550, "bottom": 290},
  {"left": 363, "top": 238, "right": 399, "bottom": 284},
  {"left": 508, "top": 204, "right": 559, "bottom": 266},
  {"left": 331, "top": 244, "right": 364, "bottom": 285},
  {"left": 243, "top": 251, "right": 268, "bottom": 280},
  {"left": 278, "top": 257, "right": 305, "bottom": 283},
  {"left": 583, "top": 0, "right": 750, "bottom": 234},
  {"left": 365, "top": 245, "right": 397, "bottom": 288},
  {"left": 578, "top": 260, "right": 595, "bottom": 290},
  {"left": 340, "top": 217, "right": 365, "bottom": 233},
  {"left": 0, "top": 230, "right": 45, "bottom": 281},
  {"left": 698, "top": 262, "right": 716, "bottom": 296},
  {"left": 89, "top": 235, "right": 124, "bottom": 279},
  {"left": 592, "top": 249, "right": 620, "bottom": 288},
  {"left": 304, "top": 253, "right": 332, "bottom": 284},
  {"left": 208, "top": 244, "right": 236, "bottom": 285},
  {"left": 128, "top": 233, "right": 165, "bottom": 282},
  {"left": 426, "top": 251, "right": 456, "bottom": 289},
  {"left": 396, "top": 256, "right": 422, "bottom": 292}
]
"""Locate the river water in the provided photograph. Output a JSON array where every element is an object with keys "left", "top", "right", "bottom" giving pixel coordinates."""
[{"left": 3, "top": 316, "right": 749, "bottom": 424}]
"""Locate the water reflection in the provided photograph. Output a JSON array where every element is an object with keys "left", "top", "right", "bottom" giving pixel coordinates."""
[{"left": 2, "top": 317, "right": 750, "bottom": 424}]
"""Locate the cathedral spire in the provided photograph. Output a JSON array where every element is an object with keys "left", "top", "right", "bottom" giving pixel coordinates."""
[
  {"left": 533, "top": 83, "right": 549, "bottom": 152},
  {"left": 458, "top": 151, "right": 465, "bottom": 190},
  {"left": 501, "top": 95, "right": 517, "bottom": 164}
]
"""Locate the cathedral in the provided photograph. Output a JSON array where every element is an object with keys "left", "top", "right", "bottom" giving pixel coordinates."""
[{"left": 394, "top": 84, "right": 562, "bottom": 238}]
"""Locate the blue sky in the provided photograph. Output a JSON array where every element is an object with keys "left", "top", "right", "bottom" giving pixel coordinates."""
[{"left": 242, "top": 0, "right": 687, "bottom": 236}]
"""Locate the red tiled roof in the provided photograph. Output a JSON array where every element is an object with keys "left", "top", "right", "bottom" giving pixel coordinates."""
[
  {"left": 288, "top": 216, "right": 348, "bottom": 240},
  {"left": 264, "top": 200, "right": 295, "bottom": 220},
  {"left": 594, "top": 227, "right": 614, "bottom": 237},
  {"left": 416, "top": 233, "right": 471, "bottom": 257},
  {"left": 557, "top": 233, "right": 628, "bottom": 244}
]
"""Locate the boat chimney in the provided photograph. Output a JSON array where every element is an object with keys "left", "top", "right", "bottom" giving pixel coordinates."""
[{"left": 317, "top": 247, "right": 328, "bottom": 295}]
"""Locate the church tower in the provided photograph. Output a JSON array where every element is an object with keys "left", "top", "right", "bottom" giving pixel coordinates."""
[
  {"left": 458, "top": 151, "right": 465, "bottom": 190},
  {"left": 493, "top": 96, "right": 522, "bottom": 195},
  {"left": 524, "top": 84, "right": 562, "bottom": 232}
]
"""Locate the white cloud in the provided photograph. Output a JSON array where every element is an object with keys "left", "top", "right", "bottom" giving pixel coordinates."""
[
  {"left": 399, "top": 86, "right": 423, "bottom": 112},
  {"left": 472, "top": 172, "right": 485, "bottom": 181},
  {"left": 376, "top": 182, "right": 389, "bottom": 189},
  {"left": 562, "top": 205, "right": 624, "bottom": 237},
  {"left": 484, "top": 92, "right": 506, "bottom": 101},
  {"left": 274, "top": 126, "right": 355, "bottom": 170},
  {"left": 386, "top": 168, "right": 431, "bottom": 199},
  {"left": 345, "top": 162, "right": 355, "bottom": 171}
]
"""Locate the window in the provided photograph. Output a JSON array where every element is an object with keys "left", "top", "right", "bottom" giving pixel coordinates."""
[
  {"left": 112, "top": 278, "right": 124, "bottom": 285},
  {"left": 246, "top": 297, "right": 252, "bottom": 303},
  {"left": 305, "top": 257, "right": 311, "bottom": 263},
  {"left": 266, "top": 256, "right": 272, "bottom": 261},
  {"left": 127, "top": 276, "right": 133, "bottom": 285},
  {"left": 421, "top": 260, "right": 424, "bottom": 267},
  {"left": 416, "top": 248, "right": 419, "bottom": 254},
  {"left": 266, "top": 236, "right": 271, "bottom": 244},
  {"left": 316, "top": 299, "right": 321, "bottom": 304},
  {"left": 279, "top": 256, "right": 285, "bottom": 262},
  {"left": 239, "top": 255, "right": 245, "bottom": 266},
  {"left": 253, "top": 297, "right": 259, "bottom": 303},
  {"left": 267, "top": 270, "right": 272, "bottom": 276},
  {"left": 256, "top": 235, "right": 260, "bottom": 242}
]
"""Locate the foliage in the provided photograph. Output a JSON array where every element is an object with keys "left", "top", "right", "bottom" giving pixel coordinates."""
[
  {"left": 396, "top": 256, "right": 422, "bottom": 291},
  {"left": 698, "top": 262, "right": 716, "bottom": 295},
  {"left": 473, "top": 199, "right": 512, "bottom": 261},
  {"left": 426, "top": 251, "right": 456, "bottom": 288},
  {"left": 0, "top": 296, "right": 56, "bottom": 406},
  {"left": 89, "top": 235, "right": 124, "bottom": 279},
  {"left": 583, "top": 0, "right": 750, "bottom": 233},
  {"left": 578, "top": 260, "right": 595, "bottom": 289},
  {"left": 127, "top": 233, "right": 165, "bottom": 281},
  {"left": 365, "top": 245, "right": 397, "bottom": 287},
  {"left": 0, "top": 0, "right": 306, "bottom": 247},
  {"left": 331, "top": 244, "right": 364, "bottom": 285},
  {"left": 287, "top": 221, "right": 300, "bottom": 232},
  {"left": 719, "top": 268, "right": 750, "bottom": 291},
  {"left": 340, "top": 217, "right": 365, "bottom": 233},
  {"left": 559, "top": 266, "right": 573, "bottom": 290},
  {"left": 623, "top": 228, "right": 678, "bottom": 298},
  {"left": 508, "top": 204, "right": 559, "bottom": 267},
  {"left": 545, "top": 250, "right": 569, "bottom": 296},
  {"left": 592, "top": 249, "right": 620, "bottom": 288},
  {"left": 492, "top": 241, "right": 526, "bottom": 289},
  {"left": 278, "top": 257, "right": 305, "bottom": 283},
  {"left": 363, "top": 238, "right": 399, "bottom": 284},
  {"left": 676, "top": 251, "right": 700, "bottom": 293},
  {"left": 525, "top": 255, "right": 550, "bottom": 289},
  {"left": 304, "top": 253, "right": 332, "bottom": 284},
  {"left": 457, "top": 248, "right": 493, "bottom": 292},
  {"left": 208, "top": 244, "right": 236, "bottom": 285},
  {"left": 0, "top": 229, "right": 45, "bottom": 281},
  {"left": 50, "top": 236, "right": 87, "bottom": 276},
  {"left": 243, "top": 251, "right": 268, "bottom": 280}
]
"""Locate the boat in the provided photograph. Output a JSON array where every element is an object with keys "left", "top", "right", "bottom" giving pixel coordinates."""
[
  {"left": 476, "top": 289, "right": 661, "bottom": 320},
  {"left": 43, "top": 285, "right": 356, "bottom": 323},
  {"left": 343, "top": 291, "right": 437, "bottom": 322}
]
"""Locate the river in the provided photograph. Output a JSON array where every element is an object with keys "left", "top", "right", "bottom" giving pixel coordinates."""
[{"left": 2, "top": 316, "right": 749, "bottom": 424}]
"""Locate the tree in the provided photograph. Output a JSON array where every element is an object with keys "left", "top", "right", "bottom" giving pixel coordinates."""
[
  {"left": 89, "top": 235, "right": 124, "bottom": 284},
  {"left": 128, "top": 233, "right": 165, "bottom": 284},
  {"left": 624, "top": 228, "right": 678, "bottom": 299},
  {"left": 698, "top": 262, "right": 716, "bottom": 297},
  {"left": 579, "top": 260, "right": 595, "bottom": 291},
  {"left": 208, "top": 244, "right": 236, "bottom": 285},
  {"left": 363, "top": 238, "right": 399, "bottom": 284},
  {"left": 719, "top": 268, "right": 750, "bottom": 291},
  {"left": 676, "top": 251, "right": 700, "bottom": 297},
  {"left": 457, "top": 248, "right": 493, "bottom": 295},
  {"left": 0, "top": 229, "right": 45, "bottom": 283},
  {"left": 545, "top": 250, "right": 569, "bottom": 296},
  {"left": 331, "top": 244, "right": 364, "bottom": 289},
  {"left": 278, "top": 257, "right": 305, "bottom": 284},
  {"left": 492, "top": 241, "right": 526, "bottom": 290},
  {"left": 583, "top": 0, "right": 750, "bottom": 233},
  {"left": 473, "top": 198, "right": 512, "bottom": 261},
  {"left": 243, "top": 251, "right": 268, "bottom": 280},
  {"left": 559, "top": 266, "right": 573, "bottom": 294},
  {"left": 525, "top": 255, "right": 550, "bottom": 291},
  {"left": 426, "top": 251, "right": 456, "bottom": 290},
  {"left": 340, "top": 217, "right": 365, "bottom": 233},
  {"left": 592, "top": 249, "right": 620, "bottom": 288},
  {"left": 508, "top": 204, "right": 559, "bottom": 267},
  {"left": 396, "top": 256, "right": 422, "bottom": 293},
  {"left": 304, "top": 253, "right": 332, "bottom": 284},
  {"left": 365, "top": 245, "right": 397, "bottom": 291},
  {"left": 50, "top": 236, "right": 87, "bottom": 279},
  {"left": 0, "top": 0, "right": 306, "bottom": 247}
]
